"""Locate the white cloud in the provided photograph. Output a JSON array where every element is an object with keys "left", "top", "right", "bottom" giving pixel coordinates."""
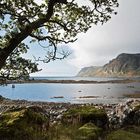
[
  {"left": 68, "top": 0, "right": 140, "bottom": 68},
  {"left": 30, "top": 0, "right": 140, "bottom": 76}
]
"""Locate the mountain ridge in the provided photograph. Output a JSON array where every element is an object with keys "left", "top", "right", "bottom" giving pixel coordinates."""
[{"left": 77, "top": 53, "right": 140, "bottom": 77}]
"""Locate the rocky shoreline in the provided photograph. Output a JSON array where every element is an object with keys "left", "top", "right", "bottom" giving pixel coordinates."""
[
  {"left": 0, "top": 95, "right": 140, "bottom": 139},
  {"left": 0, "top": 96, "right": 140, "bottom": 127}
]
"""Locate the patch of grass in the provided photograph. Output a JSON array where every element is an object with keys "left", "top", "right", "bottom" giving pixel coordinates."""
[
  {"left": 63, "top": 105, "right": 108, "bottom": 128},
  {"left": 0, "top": 106, "right": 49, "bottom": 140},
  {"left": 107, "top": 129, "right": 140, "bottom": 140},
  {"left": 123, "top": 126, "right": 140, "bottom": 135},
  {"left": 78, "top": 123, "right": 102, "bottom": 140},
  {"left": 0, "top": 108, "right": 25, "bottom": 126},
  {"left": 64, "top": 106, "right": 106, "bottom": 117},
  {"left": 47, "top": 123, "right": 80, "bottom": 140},
  {"left": 47, "top": 122, "right": 102, "bottom": 140}
]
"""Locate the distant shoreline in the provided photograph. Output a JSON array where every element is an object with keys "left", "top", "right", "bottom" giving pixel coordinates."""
[{"left": 5, "top": 78, "right": 140, "bottom": 84}]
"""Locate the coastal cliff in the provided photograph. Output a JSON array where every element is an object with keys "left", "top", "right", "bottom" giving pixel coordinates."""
[{"left": 77, "top": 53, "right": 140, "bottom": 77}]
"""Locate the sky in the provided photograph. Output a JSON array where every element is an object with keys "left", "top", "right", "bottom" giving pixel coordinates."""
[{"left": 29, "top": 0, "right": 140, "bottom": 76}]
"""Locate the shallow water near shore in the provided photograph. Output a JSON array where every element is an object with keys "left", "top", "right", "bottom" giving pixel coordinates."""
[{"left": 0, "top": 80, "right": 140, "bottom": 104}]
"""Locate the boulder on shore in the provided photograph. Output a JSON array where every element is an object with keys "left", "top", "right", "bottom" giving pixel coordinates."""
[
  {"left": 0, "top": 106, "right": 49, "bottom": 140},
  {"left": 62, "top": 105, "right": 108, "bottom": 128}
]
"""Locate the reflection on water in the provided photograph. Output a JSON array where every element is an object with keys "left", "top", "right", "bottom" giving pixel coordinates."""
[{"left": 0, "top": 82, "right": 140, "bottom": 104}]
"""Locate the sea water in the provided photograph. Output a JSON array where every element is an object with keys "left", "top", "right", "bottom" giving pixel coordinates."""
[{"left": 0, "top": 77, "right": 140, "bottom": 104}]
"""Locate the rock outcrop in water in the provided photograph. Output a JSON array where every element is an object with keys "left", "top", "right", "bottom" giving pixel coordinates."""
[{"left": 77, "top": 53, "right": 140, "bottom": 77}]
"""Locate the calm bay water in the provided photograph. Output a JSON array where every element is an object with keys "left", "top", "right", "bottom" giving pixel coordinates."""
[
  {"left": 0, "top": 77, "right": 140, "bottom": 104},
  {"left": 32, "top": 76, "right": 127, "bottom": 81}
]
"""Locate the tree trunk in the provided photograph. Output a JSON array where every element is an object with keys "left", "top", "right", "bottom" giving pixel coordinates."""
[
  {"left": 0, "top": 34, "right": 29, "bottom": 70},
  {"left": 0, "top": 0, "right": 59, "bottom": 70}
]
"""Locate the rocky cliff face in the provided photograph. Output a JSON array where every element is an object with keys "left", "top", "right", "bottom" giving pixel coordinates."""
[
  {"left": 77, "top": 53, "right": 140, "bottom": 77},
  {"left": 77, "top": 66, "right": 102, "bottom": 77}
]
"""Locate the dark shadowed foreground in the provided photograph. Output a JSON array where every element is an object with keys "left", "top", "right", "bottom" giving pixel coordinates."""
[{"left": 0, "top": 96, "right": 140, "bottom": 140}]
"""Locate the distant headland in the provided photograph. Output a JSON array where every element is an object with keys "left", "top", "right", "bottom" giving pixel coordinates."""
[{"left": 77, "top": 53, "right": 140, "bottom": 77}]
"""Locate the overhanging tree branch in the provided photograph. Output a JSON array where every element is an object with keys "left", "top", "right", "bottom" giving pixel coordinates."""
[
  {"left": 0, "top": 0, "right": 119, "bottom": 78},
  {"left": 0, "top": 0, "right": 68, "bottom": 70}
]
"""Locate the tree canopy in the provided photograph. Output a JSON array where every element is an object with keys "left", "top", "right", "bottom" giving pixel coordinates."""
[{"left": 0, "top": 0, "right": 119, "bottom": 80}]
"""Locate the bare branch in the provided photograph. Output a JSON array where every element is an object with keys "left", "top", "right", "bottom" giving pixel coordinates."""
[
  {"left": 30, "top": 33, "right": 77, "bottom": 44},
  {"left": 49, "top": 20, "right": 69, "bottom": 31}
]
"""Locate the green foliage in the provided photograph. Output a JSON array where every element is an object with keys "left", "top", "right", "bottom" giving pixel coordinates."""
[
  {"left": 78, "top": 123, "right": 102, "bottom": 140},
  {"left": 106, "top": 128, "right": 140, "bottom": 140},
  {"left": 0, "top": 0, "right": 119, "bottom": 77},
  {"left": 47, "top": 123, "right": 81, "bottom": 140},
  {"left": 63, "top": 105, "right": 108, "bottom": 127},
  {"left": 46, "top": 122, "right": 102, "bottom": 140},
  {"left": 0, "top": 107, "right": 49, "bottom": 140},
  {"left": 64, "top": 105, "right": 106, "bottom": 116},
  {"left": 124, "top": 126, "right": 140, "bottom": 134},
  {"left": 0, "top": 43, "right": 39, "bottom": 80},
  {"left": 0, "top": 0, "right": 119, "bottom": 43},
  {"left": 1, "top": 105, "right": 140, "bottom": 140},
  {"left": 31, "top": 105, "right": 106, "bottom": 140}
]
